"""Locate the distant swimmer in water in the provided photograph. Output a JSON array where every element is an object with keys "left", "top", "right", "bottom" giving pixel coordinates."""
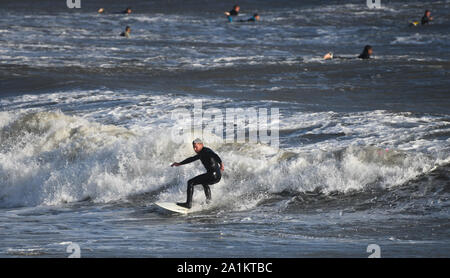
[
  {"left": 112, "top": 7, "right": 132, "bottom": 14},
  {"left": 323, "top": 45, "right": 373, "bottom": 60},
  {"left": 171, "top": 138, "right": 224, "bottom": 209},
  {"left": 123, "top": 7, "right": 132, "bottom": 14},
  {"left": 358, "top": 45, "right": 373, "bottom": 59},
  {"left": 225, "top": 5, "right": 240, "bottom": 16},
  {"left": 238, "top": 13, "right": 260, "bottom": 22},
  {"left": 225, "top": 5, "right": 240, "bottom": 22},
  {"left": 421, "top": 10, "right": 433, "bottom": 25},
  {"left": 98, "top": 8, "right": 105, "bottom": 14},
  {"left": 120, "top": 26, "right": 131, "bottom": 38},
  {"left": 410, "top": 10, "right": 433, "bottom": 27}
]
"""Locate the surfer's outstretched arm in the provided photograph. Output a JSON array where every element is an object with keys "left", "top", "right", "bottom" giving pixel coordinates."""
[{"left": 171, "top": 155, "right": 199, "bottom": 167}]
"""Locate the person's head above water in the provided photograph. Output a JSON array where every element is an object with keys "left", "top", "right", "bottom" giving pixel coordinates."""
[
  {"left": 225, "top": 4, "right": 240, "bottom": 17},
  {"left": 421, "top": 9, "right": 433, "bottom": 25},
  {"left": 120, "top": 26, "right": 131, "bottom": 37},
  {"left": 124, "top": 7, "right": 132, "bottom": 14},
  {"left": 323, "top": 52, "right": 333, "bottom": 60},
  {"left": 192, "top": 138, "right": 204, "bottom": 153},
  {"left": 253, "top": 13, "right": 260, "bottom": 21},
  {"left": 359, "top": 45, "right": 373, "bottom": 59}
]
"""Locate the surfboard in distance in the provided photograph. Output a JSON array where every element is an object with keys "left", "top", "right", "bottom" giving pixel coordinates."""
[{"left": 154, "top": 202, "right": 190, "bottom": 214}]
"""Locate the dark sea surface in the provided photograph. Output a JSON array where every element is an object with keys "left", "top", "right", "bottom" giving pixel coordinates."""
[{"left": 0, "top": 0, "right": 449, "bottom": 257}]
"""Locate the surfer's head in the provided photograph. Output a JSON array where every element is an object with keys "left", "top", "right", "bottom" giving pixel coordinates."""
[
  {"left": 360, "top": 45, "right": 373, "bottom": 58},
  {"left": 365, "top": 45, "right": 373, "bottom": 56},
  {"left": 323, "top": 52, "right": 333, "bottom": 60},
  {"left": 233, "top": 5, "right": 240, "bottom": 12},
  {"left": 125, "top": 7, "right": 132, "bottom": 14},
  {"left": 424, "top": 10, "right": 431, "bottom": 17},
  {"left": 192, "top": 138, "right": 204, "bottom": 153},
  {"left": 253, "top": 13, "right": 260, "bottom": 21}
]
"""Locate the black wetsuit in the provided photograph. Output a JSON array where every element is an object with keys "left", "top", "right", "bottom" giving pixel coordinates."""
[
  {"left": 330, "top": 55, "right": 369, "bottom": 60},
  {"left": 358, "top": 46, "right": 372, "bottom": 59},
  {"left": 239, "top": 17, "right": 256, "bottom": 22},
  {"left": 358, "top": 52, "right": 371, "bottom": 59},
  {"left": 421, "top": 15, "right": 431, "bottom": 25},
  {"left": 229, "top": 9, "right": 239, "bottom": 16},
  {"left": 177, "top": 147, "right": 222, "bottom": 208}
]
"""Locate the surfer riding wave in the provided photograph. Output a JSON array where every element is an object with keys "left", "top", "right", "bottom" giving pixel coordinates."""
[{"left": 171, "top": 138, "right": 224, "bottom": 209}]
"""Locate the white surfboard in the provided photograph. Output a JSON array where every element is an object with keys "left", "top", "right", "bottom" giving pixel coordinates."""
[{"left": 154, "top": 202, "right": 190, "bottom": 214}]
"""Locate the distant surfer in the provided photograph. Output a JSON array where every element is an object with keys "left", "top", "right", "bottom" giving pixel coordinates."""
[
  {"left": 120, "top": 26, "right": 131, "bottom": 38},
  {"left": 421, "top": 10, "right": 433, "bottom": 25},
  {"left": 410, "top": 10, "right": 433, "bottom": 27},
  {"left": 171, "top": 139, "right": 224, "bottom": 209},
  {"left": 111, "top": 7, "right": 132, "bottom": 15},
  {"left": 225, "top": 5, "right": 240, "bottom": 16},
  {"left": 225, "top": 5, "right": 240, "bottom": 22},
  {"left": 122, "top": 7, "right": 132, "bottom": 14},
  {"left": 323, "top": 45, "right": 373, "bottom": 60},
  {"left": 358, "top": 45, "right": 373, "bottom": 59}
]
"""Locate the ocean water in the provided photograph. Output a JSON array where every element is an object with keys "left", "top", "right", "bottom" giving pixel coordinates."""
[{"left": 0, "top": 0, "right": 449, "bottom": 257}]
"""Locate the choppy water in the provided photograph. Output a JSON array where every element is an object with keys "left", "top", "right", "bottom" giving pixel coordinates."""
[{"left": 0, "top": 0, "right": 449, "bottom": 257}]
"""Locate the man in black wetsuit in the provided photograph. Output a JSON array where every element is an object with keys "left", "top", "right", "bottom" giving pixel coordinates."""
[
  {"left": 421, "top": 10, "right": 433, "bottom": 25},
  {"left": 171, "top": 138, "right": 224, "bottom": 209},
  {"left": 123, "top": 7, "right": 132, "bottom": 14},
  {"left": 358, "top": 45, "right": 373, "bottom": 59},
  {"left": 225, "top": 5, "right": 240, "bottom": 22},
  {"left": 225, "top": 5, "right": 240, "bottom": 16},
  {"left": 120, "top": 26, "right": 131, "bottom": 38},
  {"left": 323, "top": 45, "right": 373, "bottom": 60}
]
